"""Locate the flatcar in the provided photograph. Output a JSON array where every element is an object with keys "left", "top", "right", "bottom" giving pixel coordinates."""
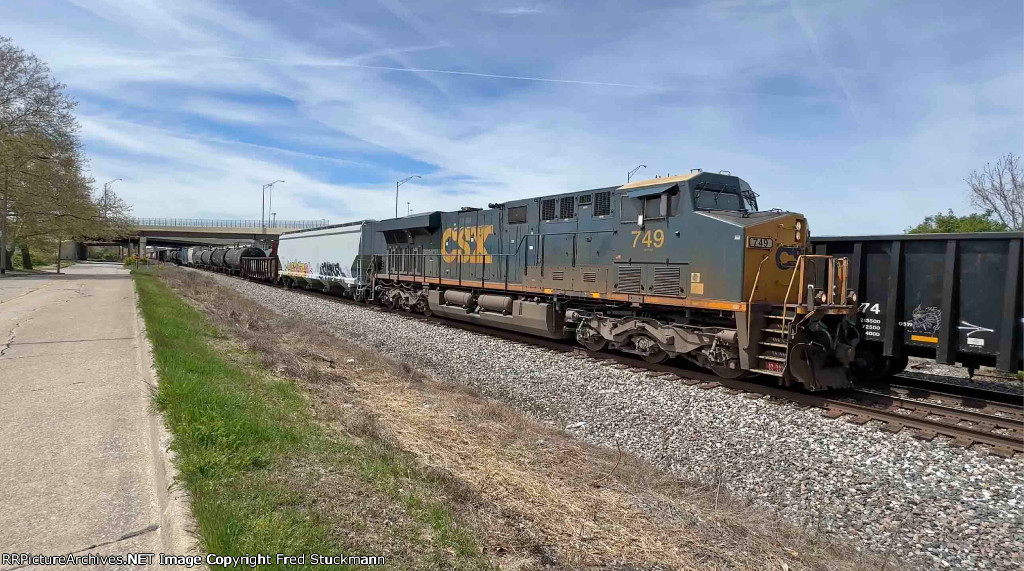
[{"left": 269, "top": 171, "right": 860, "bottom": 391}]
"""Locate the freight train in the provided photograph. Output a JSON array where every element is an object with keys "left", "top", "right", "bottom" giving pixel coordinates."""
[{"left": 179, "top": 171, "right": 864, "bottom": 391}]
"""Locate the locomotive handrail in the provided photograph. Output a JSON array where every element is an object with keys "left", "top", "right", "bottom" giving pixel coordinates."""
[
  {"left": 744, "top": 253, "right": 771, "bottom": 349},
  {"left": 382, "top": 232, "right": 540, "bottom": 289},
  {"left": 780, "top": 255, "right": 850, "bottom": 336}
]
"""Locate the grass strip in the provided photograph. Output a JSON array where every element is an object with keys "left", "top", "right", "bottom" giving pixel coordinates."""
[{"left": 133, "top": 267, "right": 491, "bottom": 570}]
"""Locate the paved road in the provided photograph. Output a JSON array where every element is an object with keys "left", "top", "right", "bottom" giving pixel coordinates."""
[{"left": 0, "top": 262, "right": 189, "bottom": 568}]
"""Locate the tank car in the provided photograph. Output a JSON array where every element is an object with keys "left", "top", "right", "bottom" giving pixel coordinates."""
[
  {"left": 211, "top": 248, "right": 228, "bottom": 268},
  {"left": 224, "top": 247, "right": 265, "bottom": 273}
]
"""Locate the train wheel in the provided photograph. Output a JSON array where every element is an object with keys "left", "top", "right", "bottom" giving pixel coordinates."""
[
  {"left": 710, "top": 365, "right": 749, "bottom": 380},
  {"left": 632, "top": 335, "right": 668, "bottom": 363},
  {"left": 887, "top": 354, "right": 909, "bottom": 376},
  {"left": 580, "top": 338, "right": 607, "bottom": 352},
  {"left": 642, "top": 349, "right": 668, "bottom": 364},
  {"left": 851, "top": 344, "right": 907, "bottom": 381}
]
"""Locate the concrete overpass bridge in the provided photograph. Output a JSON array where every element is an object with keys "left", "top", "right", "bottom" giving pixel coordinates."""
[{"left": 79, "top": 218, "right": 329, "bottom": 258}]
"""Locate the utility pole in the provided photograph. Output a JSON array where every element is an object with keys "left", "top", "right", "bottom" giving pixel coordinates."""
[
  {"left": 407, "top": 202, "right": 411, "bottom": 216},
  {"left": 627, "top": 164, "right": 647, "bottom": 183},
  {"left": 395, "top": 175, "right": 421, "bottom": 218},
  {"left": 261, "top": 180, "right": 284, "bottom": 233}
]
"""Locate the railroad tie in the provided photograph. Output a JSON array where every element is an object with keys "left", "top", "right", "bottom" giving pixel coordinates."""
[
  {"left": 949, "top": 436, "right": 974, "bottom": 448},
  {"left": 881, "top": 421, "right": 905, "bottom": 433},
  {"left": 989, "top": 445, "right": 1016, "bottom": 459},
  {"left": 822, "top": 408, "right": 845, "bottom": 419},
  {"left": 911, "top": 429, "right": 937, "bottom": 441}
]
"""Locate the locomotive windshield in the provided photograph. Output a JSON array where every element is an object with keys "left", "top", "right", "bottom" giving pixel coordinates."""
[{"left": 693, "top": 180, "right": 759, "bottom": 212}]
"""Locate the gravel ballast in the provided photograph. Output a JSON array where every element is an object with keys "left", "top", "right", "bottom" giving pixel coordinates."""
[{"left": 203, "top": 272, "right": 1023, "bottom": 570}]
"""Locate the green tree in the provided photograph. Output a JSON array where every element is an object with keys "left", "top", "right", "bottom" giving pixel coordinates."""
[
  {"left": 906, "top": 209, "right": 1009, "bottom": 234},
  {"left": 0, "top": 36, "right": 132, "bottom": 271}
]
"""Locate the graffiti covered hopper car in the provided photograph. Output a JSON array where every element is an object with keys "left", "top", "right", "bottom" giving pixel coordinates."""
[{"left": 276, "top": 221, "right": 379, "bottom": 297}]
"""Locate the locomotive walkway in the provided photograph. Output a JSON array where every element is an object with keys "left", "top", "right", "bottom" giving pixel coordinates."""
[{"left": 0, "top": 262, "right": 191, "bottom": 567}]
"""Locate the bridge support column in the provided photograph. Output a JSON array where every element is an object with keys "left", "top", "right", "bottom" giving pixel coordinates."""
[{"left": 139, "top": 236, "right": 147, "bottom": 258}]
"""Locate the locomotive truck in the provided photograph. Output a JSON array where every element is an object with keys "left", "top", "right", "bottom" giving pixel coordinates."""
[{"left": 271, "top": 170, "right": 861, "bottom": 391}]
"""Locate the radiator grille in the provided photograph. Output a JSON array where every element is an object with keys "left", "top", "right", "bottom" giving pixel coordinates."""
[
  {"left": 582, "top": 271, "right": 597, "bottom": 283},
  {"left": 552, "top": 271, "right": 564, "bottom": 281},
  {"left": 652, "top": 267, "right": 682, "bottom": 296},
  {"left": 594, "top": 191, "right": 612, "bottom": 216},
  {"left": 578, "top": 194, "right": 592, "bottom": 206},
  {"left": 616, "top": 266, "right": 642, "bottom": 293},
  {"left": 559, "top": 196, "right": 575, "bottom": 219},
  {"left": 541, "top": 199, "right": 556, "bottom": 221}
]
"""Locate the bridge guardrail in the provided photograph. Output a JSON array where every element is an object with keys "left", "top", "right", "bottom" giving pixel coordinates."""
[{"left": 132, "top": 218, "right": 328, "bottom": 229}]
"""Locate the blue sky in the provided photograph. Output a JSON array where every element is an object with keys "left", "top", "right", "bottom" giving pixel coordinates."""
[{"left": 3, "top": 0, "right": 1021, "bottom": 234}]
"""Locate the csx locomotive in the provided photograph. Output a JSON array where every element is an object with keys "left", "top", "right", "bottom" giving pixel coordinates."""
[{"left": 261, "top": 170, "right": 861, "bottom": 390}]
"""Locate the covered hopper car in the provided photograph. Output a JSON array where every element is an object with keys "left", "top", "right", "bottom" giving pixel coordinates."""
[{"left": 273, "top": 171, "right": 860, "bottom": 390}]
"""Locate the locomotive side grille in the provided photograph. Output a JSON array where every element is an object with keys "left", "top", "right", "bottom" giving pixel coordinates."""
[
  {"left": 652, "top": 267, "right": 681, "bottom": 296},
  {"left": 583, "top": 271, "right": 597, "bottom": 283},
  {"left": 616, "top": 266, "right": 642, "bottom": 293},
  {"left": 551, "top": 271, "right": 564, "bottom": 281},
  {"left": 578, "top": 194, "right": 592, "bottom": 206},
  {"left": 542, "top": 199, "right": 556, "bottom": 221},
  {"left": 594, "top": 191, "right": 611, "bottom": 216},
  {"left": 559, "top": 196, "right": 575, "bottom": 219}
]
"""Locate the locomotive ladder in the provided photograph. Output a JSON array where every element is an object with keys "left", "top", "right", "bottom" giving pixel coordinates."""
[{"left": 751, "top": 310, "right": 790, "bottom": 377}]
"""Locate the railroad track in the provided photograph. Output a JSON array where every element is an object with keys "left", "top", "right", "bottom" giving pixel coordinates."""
[
  {"left": 203, "top": 268, "right": 1024, "bottom": 458},
  {"left": 889, "top": 371, "right": 1022, "bottom": 407}
]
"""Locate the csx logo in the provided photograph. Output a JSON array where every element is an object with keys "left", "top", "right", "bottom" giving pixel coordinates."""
[{"left": 442, "top": 225, "right": 494, "bottom": 263}]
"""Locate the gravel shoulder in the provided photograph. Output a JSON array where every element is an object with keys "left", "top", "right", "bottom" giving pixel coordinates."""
[{"left": 205, "top": 271, "right": 1023, "bottom": 571}]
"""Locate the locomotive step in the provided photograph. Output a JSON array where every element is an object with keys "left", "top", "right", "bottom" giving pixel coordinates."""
[
  {"left": 758, "top": 341, "right": 788, "bottom": 348},
  {"left": 751, "top": 368, "right": 784, "bottom": 377}
]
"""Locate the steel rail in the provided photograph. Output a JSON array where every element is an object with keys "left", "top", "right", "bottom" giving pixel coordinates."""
[{"left": 890, "top": 372, "right": 1023, "bottom": 407}]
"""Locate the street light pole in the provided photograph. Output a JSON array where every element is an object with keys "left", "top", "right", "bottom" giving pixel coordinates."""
[
  {"left": 395, "top": 175, "right": 421, "bottom": 218},
  {"left": 261, "top": 180, "right": 284, "bottom": 233},
  {"left": 102, "top": 178, "right": 122, "bottom": 218},
  {"left": 627, "top": 164, "right": 647, "bottom": 183}
]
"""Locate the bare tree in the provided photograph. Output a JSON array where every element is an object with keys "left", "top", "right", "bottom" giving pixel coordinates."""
[{"left": 966, "top": 153, "right": 1023, "bottom": 231}]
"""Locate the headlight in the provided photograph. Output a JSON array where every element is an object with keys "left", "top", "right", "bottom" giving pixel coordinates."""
[
  {"left": 795, "top": 230, "right": 802, "bottom": 241},
  {"left": 795, "top": 220, "right": 803, "bottom": 231}
]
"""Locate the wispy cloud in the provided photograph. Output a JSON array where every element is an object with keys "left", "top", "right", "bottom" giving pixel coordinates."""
[
  {"left": 478, "top": 4, "right": 546, "bottom": 15},
  {"left": 1, "top": 0, "right": 1019, "bottom": 235}
]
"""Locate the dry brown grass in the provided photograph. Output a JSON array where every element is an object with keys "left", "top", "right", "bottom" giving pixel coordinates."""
[{"left": 160, "top": 266, "right": 893, "bottom": 571}]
